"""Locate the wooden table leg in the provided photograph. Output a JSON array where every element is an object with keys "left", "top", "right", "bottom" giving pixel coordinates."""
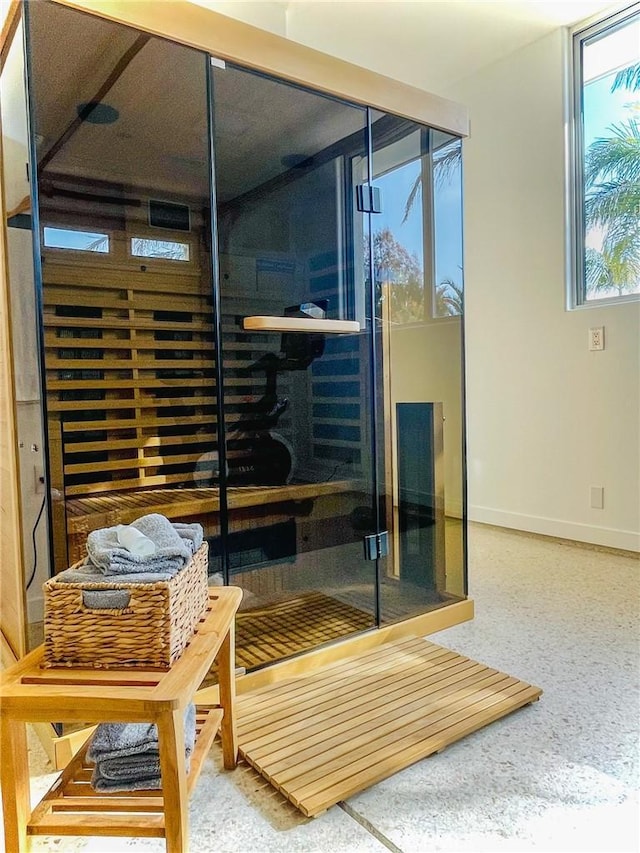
[
  {"left": 0, "top": 717, "right": 30, "bottom": 853},
  {"left": 157, "top": 707, "right": 188, "bottom": 853},
  {"left": 217, "top": 621, "right": 238, "bottom": 770}
]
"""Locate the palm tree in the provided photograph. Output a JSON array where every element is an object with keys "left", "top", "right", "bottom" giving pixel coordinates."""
[
  {"left": 402, "top": 139, "right": 462, "bottom": 223},
  {"left": 612, "top": 62, "right": 640, "bottom": 94},
  {"left": 435, "top": 277, "right": 463, "bottom": 317},
  {"left": 585, "top": 237, "right": 639, "bottom": 297},
  {"left": 583, "top": 63, "right": 640, "bottom": 297}
]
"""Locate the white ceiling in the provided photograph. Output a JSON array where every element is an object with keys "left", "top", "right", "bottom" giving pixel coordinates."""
[{"left": 192, "top": 0, "right": 629, "bottom": 92}]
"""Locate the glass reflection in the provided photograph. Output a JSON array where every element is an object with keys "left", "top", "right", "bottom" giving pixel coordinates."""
[
  {"left": 370, "top": 112, "right": 466, "bottom": 622},
  {"left": 212, "top": 65, "right": 378, "bottom": 667}
]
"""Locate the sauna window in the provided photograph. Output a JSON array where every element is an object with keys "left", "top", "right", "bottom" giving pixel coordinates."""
[
  {"left": 43, "top": 226, "right": 110, "bottom": 253},
  {"left": 131, "top": 237, "right": 190, "bottom": 261}
]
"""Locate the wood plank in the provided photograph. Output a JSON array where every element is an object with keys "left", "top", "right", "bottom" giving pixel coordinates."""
[
  {"left": 0, "top": 0, "right": 21, "bottom": 75},
  {"left": 62, "top": 414, "right": 217, "bottom": 432},
  {"left": 64, "top": 433, "right": 217, "bottom": 453},
  {"left": 237, "top": 644, "right": 460, "bottom": 732},
  {"left": 63, "top": 451, "right": 205, "bottom": 474},
  {"left": 28, "top": 812, "right": 165, "bottom": 837},
  {"left": 240, "top": 658, "right": 486, "bottom": 754},
  {"left": 186, "top": 707, "right": 224, "bottom": 796},
  {"left": 44, "top": 289, "right": 210, "bottom": 312},
  {"left": 238, "top": 637, "right": 542, "bottom": 817},
  {"left": 0, "top": 83, "right": 27, "bottom": 659},
  {"left": 48, "top": 358, "right": 214, "bottom": 370},
  {"left": 53, "top": 0, "right": 468, "bottom": 136},
  {"left": 45, "top": 336, "right": 212, "bottom": 350},
  {"left": 47, "top": 378, "right": 215, "bottom": 391},
  {"left": 263, "top": 671, "right": 517, "bottom": 784},
  {"left": 43, "top": 261, "right": 200, "bottom": 291},
  {"left": 51, "top": 797, "right": 165, "bottom": 812},
  {"left": 47, "top": 395, "right": 217, "bottom": 412},
  {"left": 44, "top": 315, "right": 214, "bottom": 332},
  {"left": 243, "top": 316, "right": 360, "bottom": 334}
]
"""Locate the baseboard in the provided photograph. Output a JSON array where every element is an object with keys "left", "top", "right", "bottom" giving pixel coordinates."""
[{"left": 469, "top": 506, "right": 640, "bottom": 552}]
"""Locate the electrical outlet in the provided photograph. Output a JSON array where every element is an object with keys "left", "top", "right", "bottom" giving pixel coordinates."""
[
  {"left": 34, "top": 465, "right": 45, "bottom": 495},
  {"left": 590, "top": 486, "right": 604, "bottom": 509},
  {"left": 589, "top": 326, "right": 604, "bottom": 351}
]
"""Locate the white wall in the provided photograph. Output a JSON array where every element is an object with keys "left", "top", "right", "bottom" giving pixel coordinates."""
[
  {"left": 446, "top": 30, "right": 639, "bottom": 551},
  {"left": 275, "top": 13, "right": 640, "bottom": 552}
]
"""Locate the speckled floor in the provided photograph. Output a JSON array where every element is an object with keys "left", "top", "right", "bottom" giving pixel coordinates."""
[{"left": 2, "top": 523, "right": 638, "bottom": 853}]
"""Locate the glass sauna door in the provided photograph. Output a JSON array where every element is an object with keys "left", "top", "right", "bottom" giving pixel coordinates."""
[
  {"left": 26, "top": 3, "right": 221, "bottom": 573},
  {"left": 211, "top": 65, "right": 379, "bottom": 668},
  {"left": 370, "top": 113, "right": 467, "bottom": 621}
]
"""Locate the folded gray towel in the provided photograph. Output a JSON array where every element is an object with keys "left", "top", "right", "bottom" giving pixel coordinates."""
[
  {"left": 56, "top": 563, "right": 178, "bottom": 586},
  {"left": 52, "top": 522, "right": 205, "bottom": 610},
  {"left": 171, "top": 522, "right": 203, "bottom": 555},
  {"left": 82, "top": 589, "right": 131, "bottom": 610},
  {"left": 87, "top": 514, "right": 191, "bottom": 576},
  {"left": 91, "top": 757, "right": 163, "bottom": 792},
  {"left": 88, "top": 703, "right": 196, "bottom": 792}
]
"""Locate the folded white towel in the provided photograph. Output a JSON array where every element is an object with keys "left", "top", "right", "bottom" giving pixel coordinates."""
[{"left": 116, "top": 524, "right": 156, "bottom": 557}]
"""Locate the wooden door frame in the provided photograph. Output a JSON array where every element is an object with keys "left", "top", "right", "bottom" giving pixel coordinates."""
[{"left": 0, "top": 0, "right": 28, "bottom": 662}]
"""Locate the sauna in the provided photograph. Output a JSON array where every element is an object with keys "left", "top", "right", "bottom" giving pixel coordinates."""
[{"left": 2, "top": 0, "right": 468, "bottom": 674}]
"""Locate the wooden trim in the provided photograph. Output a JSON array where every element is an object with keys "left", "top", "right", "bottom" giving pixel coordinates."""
[
  {"left": 1, "top": 628, "right": 19, "bottom": 668},
  {"left": 243, "top": 316, "right": 360, "bottom": 334},
  {"left": 5, "top": 194, "right": 29, "bottom": 221},
  {"left": 0, "top": 0, "right": 21, "bottom": 75},
  {"left": 52, "top": 0, "right": 468, "bottom": 137},
  {"left": 0, "top": 102, "right": 27, "bottom": 660}
]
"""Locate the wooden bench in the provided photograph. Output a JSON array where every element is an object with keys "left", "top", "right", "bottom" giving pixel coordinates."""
[
  {"left": 64, "top": 481, "right": 361, "bottom": 564},
  {"left": 0, "top": 587, "right": 242, "bottom": 853}
]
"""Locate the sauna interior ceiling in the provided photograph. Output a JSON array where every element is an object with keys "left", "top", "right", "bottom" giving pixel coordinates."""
[{"left": 29, "top": 2, "right": 360, "bottom": 202}]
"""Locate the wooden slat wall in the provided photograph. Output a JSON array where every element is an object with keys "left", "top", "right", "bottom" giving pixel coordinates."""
[
  {"left": 307, "top": 251, "right": 367, "bottom": 475},
  {"left": 41, "top": 235, "right": 366, "bottom": 577},
  {"left": 41, "top": 247, "right": 302, "bottom": 569},
  {"left": 43, "top": 259, "right": 218, "bottom": 498}
]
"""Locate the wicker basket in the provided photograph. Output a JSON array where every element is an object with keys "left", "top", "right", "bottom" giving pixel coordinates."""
[{"left": 43, "top": 542, "right": 209, "bottom": 669}]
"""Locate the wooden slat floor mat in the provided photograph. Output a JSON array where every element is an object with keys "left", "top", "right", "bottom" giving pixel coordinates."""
[
  {"left": 235, "top": 591, "right": 375, "bottom": 671},
  {"left": 237, "top": 636, "right": 542, "bottom": 817}
]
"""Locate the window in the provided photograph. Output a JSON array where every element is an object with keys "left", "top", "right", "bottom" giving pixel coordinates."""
[
  {"left": 571, "top": 7, "right": 640, "bottom": 306},
  {"left": 43, "top": 226, "right": 109, "bottom": 253},
  {"left": 131, "top": 237, "right": 190, "bottom": 261},
  {"left": 369, "top": 121, "right": 463, "bottom": 324}
]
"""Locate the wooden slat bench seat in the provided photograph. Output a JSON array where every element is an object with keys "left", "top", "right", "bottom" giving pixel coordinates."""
[{"left": 64, "top": 481, "right": 362, "bottom": 564}]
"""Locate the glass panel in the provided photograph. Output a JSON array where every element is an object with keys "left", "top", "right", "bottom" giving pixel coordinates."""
[
  {"left": 27, "top": 4, "right": 220, "bottom": 585},
  {"left": 580, "top": 13, "right": 640, "bottom": 302},
  {"left": 212, "top": 65, "right": 377, "bottom": 668},
  {"left": 370, "top": 112, "right": 466, "bottom": 623},
  {"left": 1, "top": 17, "right": 51, "bottom": 649}
]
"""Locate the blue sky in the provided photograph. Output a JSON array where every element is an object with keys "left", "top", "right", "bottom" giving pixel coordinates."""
[
  {"left": 374, "top": 154, "right": 463, "bottom": 289},
  {"left": 584, "top": 69, "right": 637, "bottom": 148}
]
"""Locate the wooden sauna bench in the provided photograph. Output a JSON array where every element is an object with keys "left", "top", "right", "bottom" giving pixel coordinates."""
[{"left": 65, "top": 481, "right": 360, "bottom": 564}]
